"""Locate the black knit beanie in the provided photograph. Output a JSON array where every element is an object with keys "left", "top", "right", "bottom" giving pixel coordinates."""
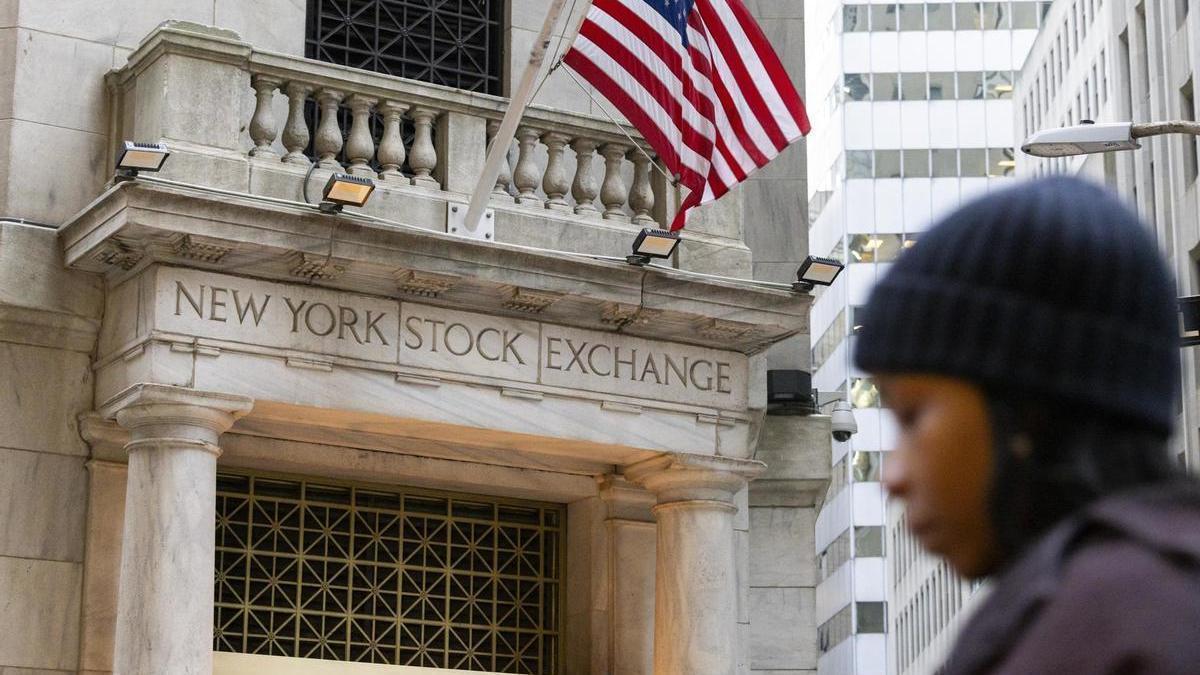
[{"left": 853, "top": 176, "right": 1178, "bottom": 436}]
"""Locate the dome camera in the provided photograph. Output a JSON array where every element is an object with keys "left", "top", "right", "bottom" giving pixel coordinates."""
[{"left": 830, "top": 400, "right": 858, "bottom": 442}]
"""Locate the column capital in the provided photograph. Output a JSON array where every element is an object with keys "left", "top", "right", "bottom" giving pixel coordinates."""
[
  {"left": 624, "top": 453, "right": 765, "bottom": 505},
  {"left": 100, "top": 384, "right": 253, "bottom": 450}
]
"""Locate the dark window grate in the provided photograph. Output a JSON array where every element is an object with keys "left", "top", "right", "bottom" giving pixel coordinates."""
[{"left": 306, "top": 0, "right": 505, "bottom": 96}]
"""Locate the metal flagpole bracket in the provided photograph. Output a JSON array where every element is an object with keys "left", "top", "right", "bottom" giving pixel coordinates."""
[{"left": 447, "top": 202, "right": 495, "bottom": 240}]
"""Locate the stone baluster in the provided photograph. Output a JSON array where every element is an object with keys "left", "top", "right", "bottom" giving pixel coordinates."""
[
  {"left": 542, "top": 132, "right": 571, "bottom": 211},
  {"left": 629, "top": 150, "right": 657, "bottom": 225},
  {"left": 314, "top": 88, "right": 346, "bottom": 170},
  {"left": 376, "top": 101, "right": 409, "bottom": 182},
  {"left": 345, "top": 94, "right": 378, "bottom": 177},
  {"left": 571, "top": 138, "right": 600, "bottom": 215},
  {"left": 488, "top": 120, "right": 514, "bottom": 200},
  {"left": 513, "top": 126, "right": 543, "bottom": 205},
  {"left": 281, "top": 82, "right": 314, "bottom": 165},
  {"left": 600, "top": 142, "right": 631, "bottom": 220},
  {"left": 248, "top": 74, "right": 281, "bottom": 158},
  {"left": 408, "top": 107, "right": 439, "bottom": 188},
  {"left": 103, "top": 384, "right": 253, "bottom": 675},
  {"left": 625, "top": 454, "right": 765, "bottom": 675}
]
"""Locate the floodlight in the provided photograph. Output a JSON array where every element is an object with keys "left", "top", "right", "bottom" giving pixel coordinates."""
[
  {"left": 1021, "top": 121, "right": 1139, "bottom": 157},
  {"left": 115, "top": 141, "right": 170, "bottom": 179},
  {"left": 627, "top": 228, "right": 680, "bottom": 266},
  {"left": 1181, "top": 296, "right": 1200, "bottom": 347},
  {"left": 319, "top": 173, "right": 375, "bottom": 213},
  {"left": 793, "top": 255, "right": 845, "bottom": 292}
]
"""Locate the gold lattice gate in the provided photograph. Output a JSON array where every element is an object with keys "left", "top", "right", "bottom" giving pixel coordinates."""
[{"left": 213, "top": 472, "right": 564, "bottom": 674}]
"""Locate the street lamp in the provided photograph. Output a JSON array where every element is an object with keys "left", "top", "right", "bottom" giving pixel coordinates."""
[{"left": 1021, "top": 120, "right": 1200, "bottom": 157}]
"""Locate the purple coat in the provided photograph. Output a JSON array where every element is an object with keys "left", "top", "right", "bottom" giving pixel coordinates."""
[{"left": 943, "top": 482, "right": 1200, "bottom": 675}]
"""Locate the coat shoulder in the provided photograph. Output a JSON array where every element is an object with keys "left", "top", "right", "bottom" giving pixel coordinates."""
[{"left": 995, "top": 537, "right": 1200, "bottom": 674}]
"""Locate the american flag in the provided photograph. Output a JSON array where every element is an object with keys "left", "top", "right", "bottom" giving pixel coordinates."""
[{"left": 564, "top": 0, "right": 811, "bottom": 231}]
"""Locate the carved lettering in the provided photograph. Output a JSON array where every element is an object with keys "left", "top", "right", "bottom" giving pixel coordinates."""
[
  {"left": 690, "top": 359, "right": 714, "bottom": 391},
  {"left": 305, "top": 302, "right": 337, "bottom": 337},
  {"left": 175, "top": 282, "right": 204, "bottom": 318},
  {"left": 664, "top": 354, "right": 688, "bottom": 387},
  {"left": 445, "top": 323, "right": 474, "bottom": 356},
  {"left": 613, "top": 347, "right": 637, "bottom": 380},
  {"left": 477, "top": 328, "right": 502, "bottom": 362},
  {"left": 564, "top": 339, "right": 589, "bottom": 374},
  {"left": 209, "top": 287, "right": 229, "bottom": 322},
  {"left": 717, "top": 362, "right": 732, "bottom": 394},
  {"left": 640, "top": 353, "right": 663, "bottom": 384},
  {"left": 365, "top": 311, "right": 389, "bottom": 346},
  {"left": 546, "top": 337, "right": 564, "bottom": 370},
  {"left": 232, "top": 290, "right": 271, "bottom": 326},
  {"left": 503, "top": 331, "right": 526, "bottom": 365},
  {"left": 285, "top": 297, "right": 307, "bottom": 333},
  {"left": 404, "top": 315, "right": 424, "bottom": 349},
  {"left": 426, "top": 319, "right": 446, "bottom": 352},
  {"left": 337, "top": 306, "right": 361, "bottom": 343},
  {"left": 587, "top": 344, "right": 612, "bottom": 376}
]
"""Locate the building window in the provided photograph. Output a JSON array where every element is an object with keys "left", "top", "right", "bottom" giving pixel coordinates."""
[
  {"left": 849, "top": 234, "right": 903, "bottom": 262},
  {"left": 850, "top": 376, "right": 883, "bottom": 408},
  {"left": 926, "top": 3, "right": 954, "bottom": 30},
  {"left": 956, "top": 2, "right": 983, "bottom": 30},
  {"left": 988, "top": 147, "right": 1016, "bottom": 176},
  {"left": 819, "top": 605, "right": 854, "bottom": 653},
  {"left": 929, "top": 72, "right": 956, "bottom": 99},
  {"left": 856, "top": 602, "right": 887, "bottom": 633},
  {"left": 847, "top": 151, "right": 874, "bottom": 178},
  {"left": 872, "top": 3, "right": 899, "bottom": 31},
  {"left": 982, "top": 1, "right": 1009, "bottom": 29},
  {"left": 1012, "top": 2, "right": 1039, "bottom": 29},
  {"left": 874, "top": 72, "right": 900, "bottom": 100},
  {"left": 851, "top": 451, "right": 881, "bottom": 482},
  {"left": 1182, "top": 78, "right": 1198, "bottom": 185},
  {"left": 844, "top": 4, "right": 870, "bottom": 32},
  {"left": 213, "top": 473, "right": 564, "bottom": 673},
  {"left": 845, "top": 73, "right": 871, "bottom": 101},
  {"left": 986, "top": 70, "right": 1014, "bottom": 98},
  {"left": 904, "top": 149, "right": 931, "bottom": 177},
  {"left": 899, "top": 3, "right": 926, "bottom": 30},
  {"left": 876, "top": 150, "right": 902, "bottom": 178},
  {"left": 958, "top": 71, "right": 985, "bottom": 99},
  {"left": 902, "top": 72, "right": 928, "bottom": 100},
  {"left": 305, "top": 0, "right": 505, "bottom": 95}
]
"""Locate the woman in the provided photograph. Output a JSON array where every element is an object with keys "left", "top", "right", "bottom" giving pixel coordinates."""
[{"left": 854, "top": 176, "right": 1200, "bottom": 674}]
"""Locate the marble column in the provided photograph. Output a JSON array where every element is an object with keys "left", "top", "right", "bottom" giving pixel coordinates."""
[
  {"left": 100, "top": 384, "right": 253, "bottom": 675},
  {"left": 625, "top": 454, "right": 765, "bottom": 675}
]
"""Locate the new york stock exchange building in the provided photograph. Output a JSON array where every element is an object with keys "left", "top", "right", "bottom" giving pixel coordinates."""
[{"left": 0, "top": 2, "right": 829, "bottom": 674}]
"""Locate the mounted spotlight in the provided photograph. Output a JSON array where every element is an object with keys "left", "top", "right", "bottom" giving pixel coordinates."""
[
  {"left": 319, "top": 173, "right": 375, "bottom": 213},
  {"left": 115, "top": 141, "right": 170, "bottom": 180},
  {"left": 793, "top": 255, "right": 845, "bottom": 292},
  {"left": 627, "top": 228, "right": 680, "bottom": 266}
]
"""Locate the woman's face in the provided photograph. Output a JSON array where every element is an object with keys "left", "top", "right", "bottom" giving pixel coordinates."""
[{"left": 877, "top": 375, "right": 1000, "bottom": 578}]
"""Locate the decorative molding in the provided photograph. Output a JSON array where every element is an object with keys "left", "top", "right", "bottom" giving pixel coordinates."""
[
  {"left": 600, "top": 302, "right": 642, "bottom": 329},
  {"left": 395, "top": 269, "right": 459, "bottom": 298},
  {"left": 697, "top": 318, "right": 753, "bottom": 342},
  {"left": 290, "top": 253, "right": 345, "bottom": 281},
  {"left": 172, "top": 234, "right": 232, "bottom": 263},
  {"left": 92, "top": 239, "right": 144, "bottom": 270},
  {"left": 503, "top": 287, "right": 561, "bottom": 314}
]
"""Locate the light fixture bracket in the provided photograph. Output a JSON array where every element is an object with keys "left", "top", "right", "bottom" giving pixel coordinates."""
[
  {"left": 446, "top": 202, "right": 495, "bottom": 241},
  {"left": 318, "top": 202, "right": 344, "bottom": 214}
]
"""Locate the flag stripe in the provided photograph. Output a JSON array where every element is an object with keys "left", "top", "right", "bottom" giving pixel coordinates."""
[{"left": 566, "top": 0, "right": 809, "bottom": 230}]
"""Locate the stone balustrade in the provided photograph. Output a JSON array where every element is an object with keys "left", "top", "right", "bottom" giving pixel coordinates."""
[{"left": 242, "top": 52, "right": 663, "bottom": 225}]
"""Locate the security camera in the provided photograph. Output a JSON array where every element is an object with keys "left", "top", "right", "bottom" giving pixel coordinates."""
[
  {"left": 830, "top": 400, "right": 858, "bottom": 442},
  {"left": 1021, "top": 121, "right": 1139, "bottom": 157}
]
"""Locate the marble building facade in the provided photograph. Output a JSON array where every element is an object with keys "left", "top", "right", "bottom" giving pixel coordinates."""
[{"left": 0, "top": 2, "right": 827, "bottom": 675}]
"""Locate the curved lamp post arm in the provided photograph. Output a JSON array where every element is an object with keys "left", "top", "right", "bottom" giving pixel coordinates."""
[{"left": 1131, "top": 121, "right": 1200, "bottom": 139}]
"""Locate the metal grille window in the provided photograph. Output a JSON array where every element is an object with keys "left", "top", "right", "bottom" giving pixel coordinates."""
[
  {"left": 214, "top": 473, "right": 563, "bottom": 674},
  {"left": 305, "top": 0, "right": 505, "bottom": 95}
]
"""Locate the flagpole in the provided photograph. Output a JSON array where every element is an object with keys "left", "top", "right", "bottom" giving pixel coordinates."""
[{"left": 462, "top": 0, "right": 586, "bottom": 236}]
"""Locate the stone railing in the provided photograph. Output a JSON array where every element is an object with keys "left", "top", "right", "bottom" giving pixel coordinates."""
[{"left": 108, "top": 23, "right": 669, "bottom": 229}]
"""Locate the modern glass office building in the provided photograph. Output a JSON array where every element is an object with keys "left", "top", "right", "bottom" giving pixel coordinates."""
[{"left": 803, "top": 3, "right": 1046, "bottom": 673}]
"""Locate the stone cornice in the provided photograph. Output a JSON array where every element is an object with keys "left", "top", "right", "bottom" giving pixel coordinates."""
[
  {"left": 59, "top": 181, "right": 809, "bottom": 355},
  {"left": 624, "top": 453, "right": 767, "bottom": 504}
]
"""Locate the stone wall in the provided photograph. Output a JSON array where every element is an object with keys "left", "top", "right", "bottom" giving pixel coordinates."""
[{"left": 0, "top": 222, "right": 103, "bottom": 672}]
